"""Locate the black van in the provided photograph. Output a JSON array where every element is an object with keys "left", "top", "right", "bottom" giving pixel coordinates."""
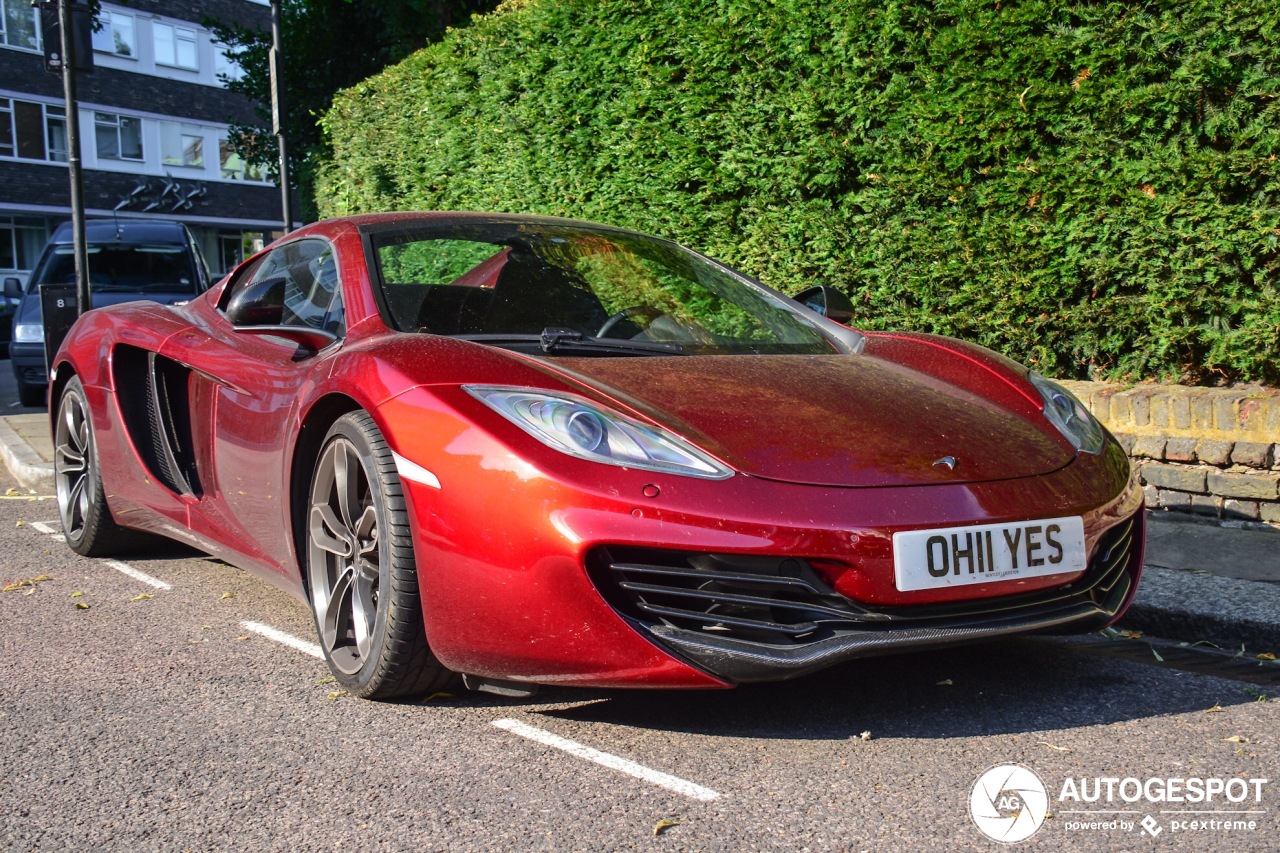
[{"left": 6, "top": 219, "right": 211, "bottom": 406}]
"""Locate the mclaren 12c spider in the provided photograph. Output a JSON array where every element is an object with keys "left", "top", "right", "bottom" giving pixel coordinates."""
[{"left": 50, "top": 212, "right": 1144, "bottom": 699}]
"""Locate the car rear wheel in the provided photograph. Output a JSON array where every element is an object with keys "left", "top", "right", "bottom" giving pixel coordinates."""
[
  {"left": 306, "top": 411, "right": 454, "bottom": 699},
  {"left": 54, "top": 377, "right": 135, "bottom": 556}
]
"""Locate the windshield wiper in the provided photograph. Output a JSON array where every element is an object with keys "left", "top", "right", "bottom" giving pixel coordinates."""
[{"left": 455, "top": 328, "right": 684, "bottom": 356}]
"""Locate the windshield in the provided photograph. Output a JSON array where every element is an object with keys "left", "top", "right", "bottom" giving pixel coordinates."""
[
  {"left": 32, "top": 243, "right": 198, "bottom": 294},
  {"left": 369, "top": 222, "right": 833, "bottom": 356}
]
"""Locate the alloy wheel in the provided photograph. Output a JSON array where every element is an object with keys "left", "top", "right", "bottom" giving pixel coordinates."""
[
  {"left": 54, "top": 387, "right": 93, "bottom": 542},
  {"left": 308, "top": 435, "right": 382, "bottom": 675}
]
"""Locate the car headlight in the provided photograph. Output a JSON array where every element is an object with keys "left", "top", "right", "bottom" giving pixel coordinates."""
[
  {"left": 13, "top": 323, "right": 43, "bottom": 343},
  {"left": 465, "top": 386, "right": 734, "bottom": 480},
  {"left": 1028, "top": 371, "right": 1106, "bottom": 455}
]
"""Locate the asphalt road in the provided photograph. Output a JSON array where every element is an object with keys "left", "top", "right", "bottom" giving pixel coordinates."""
[{"left": 0, "top": 359, "right": 1276, "bottom": 851}]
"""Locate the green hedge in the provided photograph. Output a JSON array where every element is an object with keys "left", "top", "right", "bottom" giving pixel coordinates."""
[{"left": 316, "top": 0, "right": 1280, "bottom": 384}]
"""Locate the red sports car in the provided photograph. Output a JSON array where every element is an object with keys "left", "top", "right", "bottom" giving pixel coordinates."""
[{"left": 50, "top": 212, "right": 1144, "bottom": 699}]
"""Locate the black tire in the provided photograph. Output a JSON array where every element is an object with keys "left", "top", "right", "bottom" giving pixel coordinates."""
[
  {"left": 305, "top": 411, "right": 454, "bottom": 699},
  {"left": 18, "top": 379, "right": 44, "bottom": 408},
  {"left": 54, "top": 377, "right": 135, "bottom": 556}
]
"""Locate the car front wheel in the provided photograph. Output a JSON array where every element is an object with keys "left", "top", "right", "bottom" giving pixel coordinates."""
[{"left": 305, "top": 411, "right": 453, "bottom": 699}]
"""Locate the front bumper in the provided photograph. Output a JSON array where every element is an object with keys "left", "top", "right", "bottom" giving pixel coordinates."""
[
  {"left": 10, "top": 341, "right": 46, "bottom": 386},
  {"left": 590, "top": 511, "right": 1142, "bottom": 682},
  {"left": 377, "top": 390, "right": 1145, "bottom": 689}
]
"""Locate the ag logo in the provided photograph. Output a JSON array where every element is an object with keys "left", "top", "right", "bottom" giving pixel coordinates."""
[{"left": 970, "top": 764, "right": 1049, "bottom": 843}]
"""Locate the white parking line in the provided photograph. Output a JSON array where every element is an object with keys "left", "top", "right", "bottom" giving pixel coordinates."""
[
  {"left": 240, "top": 621, "right": 324, "bottom": 659},
  {"left": 31, "top": 520, "right": 172, "bottom": 589},
  {"left": 492, "top": 718, "right": 721, "bottom": 802},
  {"left": 104, "top": 560, "right": 173, "bottom": 590}
]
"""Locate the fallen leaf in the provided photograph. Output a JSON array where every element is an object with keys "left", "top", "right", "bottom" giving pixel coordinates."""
[
  {"left": 315, "top": 676, "right": 337, "bottom": 685},
  {"left": 220, "top": 591, "right": 236, "bottom": 600},
  {"left": 1151, "top": 647, "right": 1164, "bottom": 662},
  {"left": 74, "top": 602, "right": 90, "bottom": 610},
  {"left": 1119, "top": 630, "right": 1143, "bottom": 639},
  {"left": 326, "top": 690, "right": 349, "bottom": 701},
  {"left": 936, "top": 679, "right": 953, "bottom": 686},
  {"left": 1037, "top": 741, "right": 1071, "bottom": 753},
  {"left": 1257, "top": 653, "right": 1276, "bottom": 661},
  {"left": 235, "top": 635, "right": 250, "bottom": 642},
  {"left": 14, "top": 520, "right": 22, "bottom": 527},
  {"left": 1204, "top": 703, "right": 1224, "bottom": 713},
  {"left": 421, "top": 692, "right": 455, "bottom": 703},
  {"left": 129, "top": 593, "right": 156, "bottom": 602},
  {"left": 653, "top": 819, "right": 680, "bottom": 837},
  {"left": 1223, "top": 735, "right": 1247, "bottom": 743},
  {"left": 858, "top": 730, "right": 872, "bottom": 741},
  {"left": 4, "top": 488, "right": 17, "bottom": 496},
  {"left": 70, "top": 591, "right": 84, "bottom": 598}
]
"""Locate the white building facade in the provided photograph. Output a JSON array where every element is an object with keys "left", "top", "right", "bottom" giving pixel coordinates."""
[{"left": 0, "top": 0, "right": 282, "bottom": 280}]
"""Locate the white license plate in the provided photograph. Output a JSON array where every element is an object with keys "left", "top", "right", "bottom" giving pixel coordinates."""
[{"left": 893, "top": 516, "right": 1087, "bottom": 592}]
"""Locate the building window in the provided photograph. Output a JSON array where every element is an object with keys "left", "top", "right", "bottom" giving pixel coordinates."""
[
  {"left": 45, "top": 105, "right": 65, "bottom": 162},
  {"left": 154, "top": 22, "right": 198, "bottom": 69},
  {"left": 0, "top": 217, "right": 50, "bottom": 273},
  {"left": 161, "top": 123, "right": 205, "bottom": 168},
  {"left": 219, "top": 232, "right": 266, "bottom": 273},
  {"left": 0, "top": 0, "right": 39, "bottom": 51},
  {"left": 95, "top": 112, "right": 143, "bottom": 161},
  {"left": 91, "top": 10, "right": 136, "bottom": 58},
  {"left": 219, "top": 138, "right": 266, "bottom": 182},
  {"left": 0, "top": 99, "right": 67, "bottom": 163},
  {"left": 213, "top": 41, "right": 243, "bottom": 85}
]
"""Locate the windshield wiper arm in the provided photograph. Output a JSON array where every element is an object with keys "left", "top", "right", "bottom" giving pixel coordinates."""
[
  {"left": 453, "top": 328, "right": 684, "bottom": 356},
  {"left": 539, "top": 327, "right": 683, "bottom": 355}
]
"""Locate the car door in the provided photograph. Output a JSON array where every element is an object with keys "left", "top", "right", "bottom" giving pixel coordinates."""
[{"left": 161, "top": 237, "right": 345, "bottom": 578}]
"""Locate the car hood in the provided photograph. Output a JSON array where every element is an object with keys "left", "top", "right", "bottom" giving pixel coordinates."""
[{"left": 548, "top": 354, "right": 1075, "bottom": 488}]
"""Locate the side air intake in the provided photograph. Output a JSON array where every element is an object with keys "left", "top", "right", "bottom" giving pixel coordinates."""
[{"left": 112, "top": 345, "right": 201, "bottom": 497}]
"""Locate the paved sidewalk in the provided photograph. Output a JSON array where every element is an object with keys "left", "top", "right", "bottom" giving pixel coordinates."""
[
  {"left": 2, "top": 413, "right": 1277, "bottom": 653},
  {"left": 0, "top": 412, "right": 53, "bottom": 492}
]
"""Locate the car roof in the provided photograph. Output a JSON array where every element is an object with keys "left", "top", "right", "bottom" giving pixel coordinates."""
[{"left": 48, "top": 218, "right": 188, "bottom": 244}]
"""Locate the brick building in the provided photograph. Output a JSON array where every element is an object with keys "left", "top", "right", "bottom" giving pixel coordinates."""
[{"left": 0, "top": 0, "right": 283, "bottom": 280}]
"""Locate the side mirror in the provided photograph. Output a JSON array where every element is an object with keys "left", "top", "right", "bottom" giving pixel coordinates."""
[
  {"left": 225, "top": 276, "right": 285, "bottom": 326},
  {"left": 793, "top": 285, "right": 855, "bottom": 325},
  {"left": 3, "top": 277, "right": 23, "bottom": 300}
]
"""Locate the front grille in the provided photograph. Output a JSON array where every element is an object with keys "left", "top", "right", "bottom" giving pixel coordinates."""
[
  {"left": 588, "top": 513, "right": 1140, "bottom": 664},
  {"left": 589, "top": 551, "right": 889, "bottom": 645}
]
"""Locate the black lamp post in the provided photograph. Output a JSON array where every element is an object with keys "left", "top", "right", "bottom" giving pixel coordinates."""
[
  {"left": 270, "top": 0, "right": 292, "bottom": 233},
  {"left": 45, "top": 0, "right": 90, "bottom": 314}
]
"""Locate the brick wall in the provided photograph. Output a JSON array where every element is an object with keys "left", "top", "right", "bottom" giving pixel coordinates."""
[
  {"left": 1062, "top": 381, "right": 1280, "bottom": 524},
  {"left": 0, "top": 50, "right": 261, "bottom": 127},
  {"left": 0, "top": 161, "right": 281, "bottom": 223}
]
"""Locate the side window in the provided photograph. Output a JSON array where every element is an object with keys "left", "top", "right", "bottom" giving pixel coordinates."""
[{"left": 221, "top": 238, "right": 345, "bottom": 336}]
